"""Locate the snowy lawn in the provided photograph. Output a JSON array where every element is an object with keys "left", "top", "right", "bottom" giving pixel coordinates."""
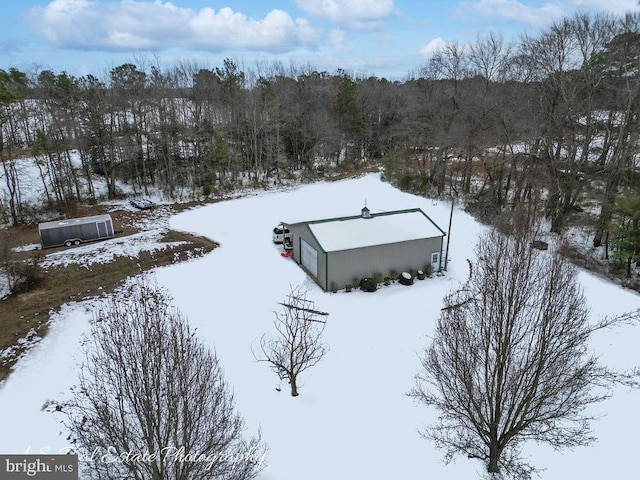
[{"left": 0, "top": 173, "right": 638, "bottom": 479}]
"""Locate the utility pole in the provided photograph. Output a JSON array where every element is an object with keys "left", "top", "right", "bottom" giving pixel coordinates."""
[{"left": 444, "top": 195, "right": 455, "bottom": 271}]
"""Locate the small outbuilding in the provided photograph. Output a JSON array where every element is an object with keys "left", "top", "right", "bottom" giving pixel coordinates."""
[
  {"left": 284, "top": 207, "right": 446, "bottom": 291},
  {"left": 39, "top": 214, "right": 115, "bottom": 248}
]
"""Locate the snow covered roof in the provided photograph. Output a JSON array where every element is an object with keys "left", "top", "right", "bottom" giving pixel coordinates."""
[{"left": 294, "top": 208, "right": 445, "bottom": 252}]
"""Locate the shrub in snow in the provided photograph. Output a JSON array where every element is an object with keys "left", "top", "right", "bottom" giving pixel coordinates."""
[
  {"left": 417, "top": 270, "right": 426, "bottom": 280},
  {"left": 399, "top": 271, "right": 413, "bottom": 286},
  {"left": 359, "top": 277, "right": 377, "bottom": 292},
  {"left": 7, "top": 257, "right": 44, "bottom": 295}
]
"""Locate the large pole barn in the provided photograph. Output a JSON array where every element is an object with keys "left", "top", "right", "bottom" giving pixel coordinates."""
[{"left": 285, "top": 207, "right": 445, "bottom": 291}]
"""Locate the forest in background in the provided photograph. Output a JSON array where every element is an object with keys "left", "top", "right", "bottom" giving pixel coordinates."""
[{"left": 1, "top": 11, "right": 639, "bottom": 282}]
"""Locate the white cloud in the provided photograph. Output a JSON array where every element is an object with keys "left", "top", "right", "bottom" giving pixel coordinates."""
[
  {"left": 189, "top": 7, "right": 320, "bottom": 50},
  {"left": 460, "top": 0, "right": 640, "bottom": 32},
  {"left": 463, "top": 0, "right": 566, "bottom": 28},
  {"left": 293, "top": 0, "right": 397, "bottom": 29},
  {"left": 328, "top": 29, "right": 349, "bottom": 51},
  {"left": 24, "top": 0, "right": 323, "bottom": 53},
  {"left": 566, "top": 0, "right": 640, "bottom": 15},
  {"left": 419, "top": 37, "right": 447, "bottom": 58}
]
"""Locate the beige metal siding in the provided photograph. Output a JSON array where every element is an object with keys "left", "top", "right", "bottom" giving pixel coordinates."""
[{"left": 326, "top": 236, "right": 443, "bottom": 290}]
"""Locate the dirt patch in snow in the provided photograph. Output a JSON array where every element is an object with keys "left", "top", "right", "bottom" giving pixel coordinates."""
[{"left": 0, "top": 204, "right": 217, "bottom": 383}]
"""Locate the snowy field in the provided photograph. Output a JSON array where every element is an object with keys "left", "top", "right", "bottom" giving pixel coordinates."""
[{"left": 0, "top": 173, "right": 639, "bottom": 479}]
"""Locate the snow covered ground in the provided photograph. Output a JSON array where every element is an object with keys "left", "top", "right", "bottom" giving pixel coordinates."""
[{"left": 0, "top": 173, "right": 639, "bottom": 479}]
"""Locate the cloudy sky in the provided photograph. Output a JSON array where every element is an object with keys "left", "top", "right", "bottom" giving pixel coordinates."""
[{"left": 1, "top": 0, "right": 639, "bottom": 79}]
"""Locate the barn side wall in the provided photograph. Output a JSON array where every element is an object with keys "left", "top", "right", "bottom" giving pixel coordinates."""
[
  {"left": 286, "top": 223, "right": 327, "bottom": 290},
  {"left": 326, "top": 236, "right": 443, "bottom": 290}
]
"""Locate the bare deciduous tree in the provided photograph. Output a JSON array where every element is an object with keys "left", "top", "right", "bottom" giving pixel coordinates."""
[
  {"left": 410, "top": 228, "right": 639, "bottom": 479},
  {"left": 60, "top": 277, "right": 266, "bottom": 480},
  {"left": 256, "top": 285, "right": 328, "bottom": 397}
]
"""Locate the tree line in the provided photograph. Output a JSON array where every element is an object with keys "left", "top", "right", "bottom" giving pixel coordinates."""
[{"left": 0, "top": 11, "right": 638, "bottom": 263}]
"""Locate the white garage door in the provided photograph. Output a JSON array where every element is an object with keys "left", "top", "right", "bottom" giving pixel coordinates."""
[{"left": 300, "top": 238, "right": 318, "bottom": 278}]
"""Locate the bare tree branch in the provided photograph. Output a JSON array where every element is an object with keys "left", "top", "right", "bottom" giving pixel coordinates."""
[{"left": 276, "top": 302, "right": 329, "bottom": 320}]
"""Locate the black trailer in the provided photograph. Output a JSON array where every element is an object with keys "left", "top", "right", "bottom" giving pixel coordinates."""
[{"left": 38, "top": 214, "right": 115, "bottom": 248}]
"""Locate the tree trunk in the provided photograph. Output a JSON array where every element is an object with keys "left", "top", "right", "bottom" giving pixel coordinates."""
[
  {"left": 290, "top": 375, "right": 299, "bottom": 397},
  {"left": 593, "top": 174, "right": 621, "bottom": 247},
  {"left": 488, "top": 443, "right": 501, "bottom": 474},
  {"left": 1, "top": 160, "right": 19, "bottom": 226}
]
